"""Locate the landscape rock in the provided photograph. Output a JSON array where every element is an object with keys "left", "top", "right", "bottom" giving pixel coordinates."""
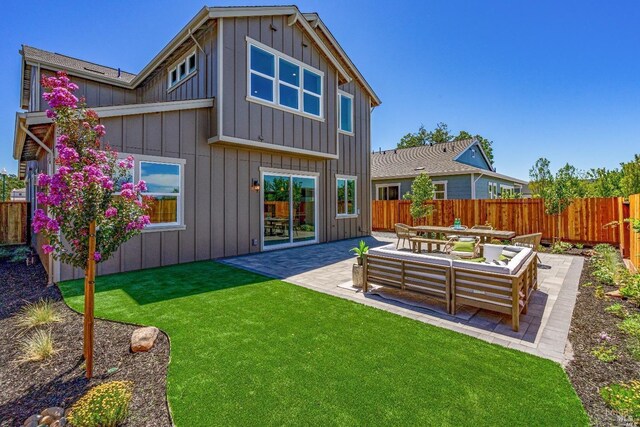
[
  {"left": 131, "top": 326, "right": 160, "bottom": 352},
  {"left": 41, "top": 407, "right": 64, "bottom": 419},
  {"left": 40, "top": 415, "right": 54, "bottom": 425},
  {"left": 23, "top": 414, "right": 41, "bottom": 427}
]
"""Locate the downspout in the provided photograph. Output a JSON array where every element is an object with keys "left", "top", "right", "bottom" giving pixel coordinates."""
[
  {"left": 472, "top": 172, "right": 485, "bottom": 199},
  {"left": 20, "top": 122, "right": 55, "bottom": 285}
]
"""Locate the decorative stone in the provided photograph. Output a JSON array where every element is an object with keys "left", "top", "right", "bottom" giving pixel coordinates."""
[
  {"left": 52, "top": 418, "right": 67, "bottom": 427},
  {"left": 606, "top": 290, "right": 623, "bottom": 299},
  {"left": 352, "top": 264, "right": 364, "bottom": 289},
  {"left": 23, "top": 414, "right": 41, "bottom": 427},
  {"left": 131, "top": 326, "right": 159, "bottom": 352},
  {"left": 40, "top": 415, "right": 54, "bottom": 425},
  {"left": 41, "top": 407, "right": 64, "bottom": 419}
]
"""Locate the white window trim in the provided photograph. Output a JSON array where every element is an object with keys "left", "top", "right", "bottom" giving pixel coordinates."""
[
  {"left": 500, "top": 184, "right": 515, "bottom": 197},
  {"left": 337, "top": 89, "right": 354, "bottom": 136},
  {"left": 375, "top": 183, "right": 401, "bottom": 200},
  {"left": 336, "top": 174, "right": 358, "bottom": 218},
  {"left": 246, "top": 37, "right": 325, "bottom": 122},
  {"left": 488, "top": 181, "right": 498, "bottom": 199},
  {"left": 118, "top": 153, "right": 186, "bottom": 232},
  {"left": 167, "top": 50, "right": 197, "bottom": 93},
  {"left": 432, "top": 180, "right": 447, "bottom": 200}
]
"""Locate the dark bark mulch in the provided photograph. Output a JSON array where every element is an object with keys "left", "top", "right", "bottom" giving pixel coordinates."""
[
  {"left": 566, "top": 254, "right": 640, "bottom": 426},
  {"left": 0, "top": 249, "right": 172, "bottom": 427}
]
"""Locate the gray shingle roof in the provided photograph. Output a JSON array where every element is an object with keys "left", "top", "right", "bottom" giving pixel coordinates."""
[
  {"left": 372, "top": 139, "right": 481, "bottom": 178},
  {"left": 22, "top": 45, "right": 137, "bottom": 84}
]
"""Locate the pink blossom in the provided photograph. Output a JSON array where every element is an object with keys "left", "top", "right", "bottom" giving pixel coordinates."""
[
  {"left": 105, "top": 207, "right": 118, "bottom": 218},
  {"left": 42, "top": 244, "right": 54, "bottom": 254},
  {"left": 57, "top": 134, "right": 69, "bottom": 145},
  {"left": 599, "top": 332, "right": 611, "bottom": 342},
  {"left": 93, "top": 252, "right": 102, "bottom": 262},
  {"left": 135, "top": 180, "right": 147, "bottom": 192},
  {"left": 37, "top": 173, "right": 51, "bottom": 187},
  {"left": 94, "top": 124, "right": 106, "bottom": 136},
  {"left": 46, "top": 109, "right": 57, "bottom": 119},
  {"left": 36, "top": 192, "right": 48, "bottom": 205},
  {"left": 47, "top": 219, "right": 60, "bottom": 233}
]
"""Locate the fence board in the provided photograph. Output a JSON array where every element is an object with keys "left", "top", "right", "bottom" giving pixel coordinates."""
[
  {"left": 372, "top": 197, "right": 624, "bottom": 245},
  {"left": 0, "top": 202, "right": 29, "bottom": 245},
  {"left": 630, "top": 194, "right": 640, "bottom": 269}
]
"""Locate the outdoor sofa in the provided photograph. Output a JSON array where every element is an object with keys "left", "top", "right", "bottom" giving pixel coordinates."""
[{"left": 363, "top": 244, "right": 538, "bottom": 331}]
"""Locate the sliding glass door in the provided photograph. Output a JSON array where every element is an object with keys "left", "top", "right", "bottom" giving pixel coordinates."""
[{"left": 262, "top": 172, "right": 317, "bottom": 250}]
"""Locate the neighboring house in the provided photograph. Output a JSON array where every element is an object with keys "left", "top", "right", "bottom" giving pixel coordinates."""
[
  {"left": 10, "top": 188, "right": 26, "bottom": 201},
  {"left": 372, "top": 139, "right": 526, "bottom": 200},
  {"left": 12, "top": 6, "right": 380, "bottom": 283}
]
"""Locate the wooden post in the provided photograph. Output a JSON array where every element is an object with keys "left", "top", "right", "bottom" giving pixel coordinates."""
[{"left": 83, "top": 220, "right": 96, "bottom": 379}]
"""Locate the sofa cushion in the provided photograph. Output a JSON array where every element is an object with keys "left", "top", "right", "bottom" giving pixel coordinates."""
[
  {"left": 368, "top": 244, "right": 453, "bottom": 267},
  {"left": 452, "top": 258, "right": 511, "bottom": 275},
  {"left": 452, "top": 241, "right": 475, "bottom": 252}
]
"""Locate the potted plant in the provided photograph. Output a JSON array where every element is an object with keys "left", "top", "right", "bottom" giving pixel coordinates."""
[{"left": 350, "top": 240, "right": 369, "bottom": 266}]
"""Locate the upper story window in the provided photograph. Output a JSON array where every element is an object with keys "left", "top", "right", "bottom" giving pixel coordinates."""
[
  {"left": 247, "top": 38, "right": 324, "bottom": 120},
  {"left": 168, "top": 50, "right": 197, "bottom": 90},
  {"left": 338, "top": 90, "right": 353, "bottom": 134}
]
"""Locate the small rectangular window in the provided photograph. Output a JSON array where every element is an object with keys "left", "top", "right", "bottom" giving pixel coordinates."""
[
  {"left": 188, "top": 54, "right": 196, "bottom": 73},
  {"left": 168, "top": 51, "right": 196, "bottom": 89},
  {"left": 433, "top": 181, "right": 447, "bottom": 200},
  {"left": 170, "top": 69, "right": 178, "bottom": 85},
  {"left": 179, "top": 62, "right": 186, "bottom": 78},
  {"left": 250, "top": 45, "right": 275, "bottom": 77},
  {"left": 338, "top": 91, "right": 353, "bottom": 134},
  {"left": 337, "top": 176, "right": 357, "bottom": 216},
  {"left": 377, "top": 184, "right": 400, "bottom": 200}
]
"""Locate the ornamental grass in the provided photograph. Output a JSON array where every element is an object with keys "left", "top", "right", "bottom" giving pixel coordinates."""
[
  {"left": 67, "top": 380, "right": 133, "bottom": 427},
  {"left": 16, "top": 298, "right": 61, "bottom": 329},
  {"left": 17, "top": 329, "right": 56, "bottom": 363}
]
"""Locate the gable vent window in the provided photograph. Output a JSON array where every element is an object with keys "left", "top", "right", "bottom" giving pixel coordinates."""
[
  {"left": 338, "top": 90, "right": 354, "bottom": 134},
  {"left": 168, "top": 51, "right": 197, "bottom": 90},
  {"left": 247, "top": 38, "right": 324, "bottom": 120}
]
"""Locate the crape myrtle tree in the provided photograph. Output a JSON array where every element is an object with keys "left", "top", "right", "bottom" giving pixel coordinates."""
[
  {"left": 33, "top": 72, "right": 150, "bottom": 378},
  {"left": 403, "top": 173, "right": 435, "bottom": 223}
]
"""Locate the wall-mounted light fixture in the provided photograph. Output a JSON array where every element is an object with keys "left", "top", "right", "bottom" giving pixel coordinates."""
[{"left": 251, "top": 179, "right": 260, "bottom": 192}]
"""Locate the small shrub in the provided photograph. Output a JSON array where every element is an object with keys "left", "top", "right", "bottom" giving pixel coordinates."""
[
  {"left": 67, "top": 381, "right": 133, "bottom": 427},
  {"left": 627, "top": 337, "right": 640, "bottom": 361},
  {"left": 595, "top": 285, "right": 605, "bottom": 299},
  {"left": 600, "top": 380, "right": 640, "bottom": 423},
  {"left": 605, "top": 303, "right": 628, "bottom": 318},
  {"left": 592, "top": 344, "right": 618, "bottom": 363},
  {"left": 9, "top": 246, "right": 31, "bottom": 263},
  {"left": 18, "top": 329, "right": 56, "bottom": 363},
  {"left": 620, "top": 274, "right": 640, "bottom": 306},
  {"left": 551, "top": 240, "right": 572, "bottom": 254},
  {"left": 16, "top": 298, "right": 61, "bottom": 329},
  {"left": 581, "top": 281, "right": 593, "bottom": 288},
  {"left": 575, "top": 243, "right": 584, "bottom": 249},
  {"left": 618, "top": 315, "right": 640, "bottom": 338}
]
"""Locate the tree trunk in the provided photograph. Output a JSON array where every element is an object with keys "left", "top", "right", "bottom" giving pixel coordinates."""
[{"left": 83, "top": 220, "right": 96, "bottom": 379}]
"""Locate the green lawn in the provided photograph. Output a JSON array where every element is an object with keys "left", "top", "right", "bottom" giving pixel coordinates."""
[{"left": 59, "top": 261, "right": 588, "bottom": 426}]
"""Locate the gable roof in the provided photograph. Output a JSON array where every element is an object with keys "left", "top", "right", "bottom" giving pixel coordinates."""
[
  {"left": 22, "top": 45, "right": 137, "bottom": 85},
  {"left": 19, "top": 6, "right": 380, "bottom": 105},
  {"left": 372, "top": 139, "right": 527, "bottom": 184}
]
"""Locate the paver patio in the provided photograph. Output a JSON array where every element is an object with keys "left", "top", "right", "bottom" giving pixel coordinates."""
[{"left": 222, "top": 234, "right": 583, "bottom": 364}]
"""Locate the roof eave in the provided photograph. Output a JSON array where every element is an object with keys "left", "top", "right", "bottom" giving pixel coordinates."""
[
  {"left": 372, "top": 169, "right": 528, "bottom": 184},
  {"left": 13, "top": 112, "right": 27, "bottom": 161}
]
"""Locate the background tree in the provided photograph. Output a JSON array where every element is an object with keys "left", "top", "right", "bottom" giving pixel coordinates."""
[
  {"left": 396, "top": 123, "right": 494, "bottom": 165},
  {"left": 0, "top": 173, "right": 25, "bottom": 201},
  {"left": 584, "top": 168, "right": 623, "bottom": 197},
  {"left": 403, "top": 173, "right": 435, "bottom": 221},
  {"left": 33, "top": 72, "right": 150, "bottom": 378},
  {"left": 528, "top": 157, "right": 553, "bottom": 198},
  {"left": 621, "top": 154, "right": 640, "bottom": 197}
]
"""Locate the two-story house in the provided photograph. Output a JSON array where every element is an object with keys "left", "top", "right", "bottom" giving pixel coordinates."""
[{"left": 12, "top": 6, "right": 381, "bottom": 283}]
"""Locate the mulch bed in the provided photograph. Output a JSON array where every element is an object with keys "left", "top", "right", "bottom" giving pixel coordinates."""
[
  {"left": 0, "top": 248, "right": 172, "bottom": 427},
  {"left": 565, "top": 252, "right": 640, "bottom": 426}
]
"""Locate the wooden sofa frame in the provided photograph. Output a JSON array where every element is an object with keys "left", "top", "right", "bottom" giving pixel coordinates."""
[{"left": 363, "top": 250, "right": 538, "bottom": 331}]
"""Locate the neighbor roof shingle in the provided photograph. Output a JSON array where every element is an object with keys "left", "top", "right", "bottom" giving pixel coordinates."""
[
  {"left": 372, "top": 139, "right": 484, "bottom": 179},
  {"left": 22, "top": 45, "right": 137, "bottom": 84}
]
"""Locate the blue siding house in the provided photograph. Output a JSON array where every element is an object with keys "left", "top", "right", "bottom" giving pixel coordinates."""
[{"left": 371, "top": 139, "right": 527, "bottom": 200}]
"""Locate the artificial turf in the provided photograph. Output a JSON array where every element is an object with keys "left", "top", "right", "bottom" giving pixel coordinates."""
[{"left": 59, "top": 261, "right": 588, "bottom": 426}]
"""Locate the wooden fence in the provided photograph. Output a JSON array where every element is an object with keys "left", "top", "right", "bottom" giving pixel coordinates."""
[
  {"left": 372, "top": 198, "right": 625, "bottom": 245},
  {"left": 0, "top": 202, "right": 29, "bottom": 245},
  {"left": 630, "top": 194, "right": 640, "bottom": 270}
]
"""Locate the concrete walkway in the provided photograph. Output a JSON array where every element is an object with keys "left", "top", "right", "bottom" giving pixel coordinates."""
[{"left": 222, "top": 235, "right": 582, "bottom": 364}]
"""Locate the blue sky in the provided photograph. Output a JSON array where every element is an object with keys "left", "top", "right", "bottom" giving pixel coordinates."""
[{"left": 1, "top": 1, "right": 639, "bottom": 179}]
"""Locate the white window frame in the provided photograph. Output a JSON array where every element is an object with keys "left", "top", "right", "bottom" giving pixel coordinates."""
[
  {"left": 167, "top": 50, "right": 197, "bottom": 92},
  {"left": 432, "top": 180, "right": 447, "bottom": 200},
  {"left": 500, "top": 184, "right": 515, "bottom": 198},
  {"left": 246, "top": 37, "right": 325, "bottom": 121},
  {"left": 336, "top": 174, "right": 358, "bottom": 218},
  {"left": 338, "top": 90, "right": 354, "bottom": 135},
  {"left": 488, "top": 182, "right": 498, "bottom": 199},
  {"left": 375, "top": 183, "right": 401, "bottom": 200},
  {"left": 118, "top": 153, "right": 186, "bottom": 232}
]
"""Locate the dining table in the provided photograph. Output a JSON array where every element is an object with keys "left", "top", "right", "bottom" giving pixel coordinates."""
[{"left": 409, "top": 225, "right": 516, "bottom": 244}]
